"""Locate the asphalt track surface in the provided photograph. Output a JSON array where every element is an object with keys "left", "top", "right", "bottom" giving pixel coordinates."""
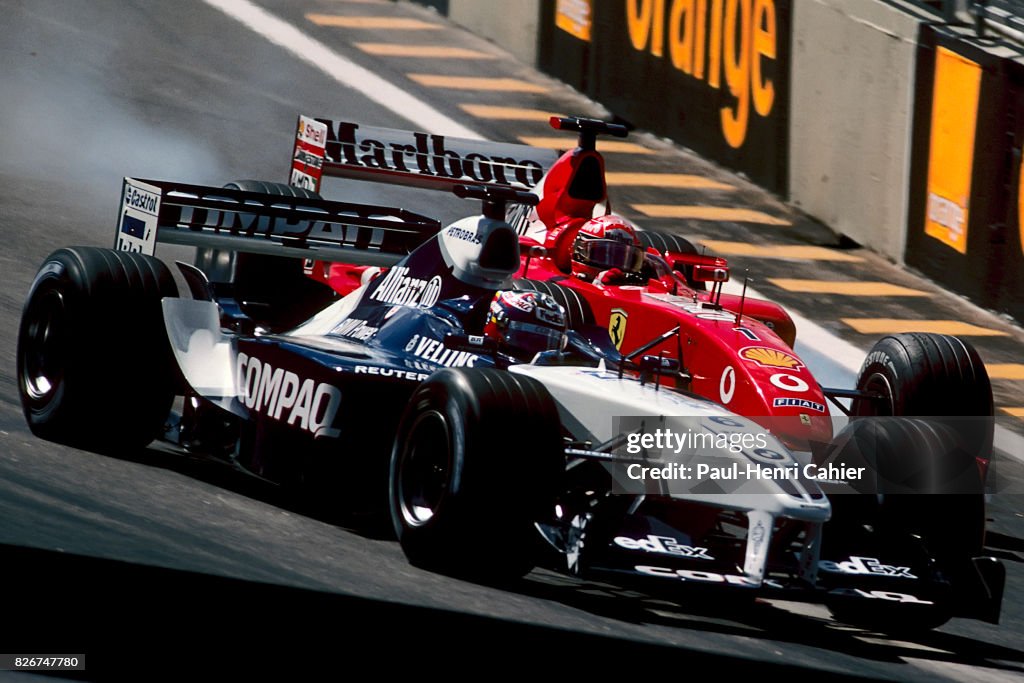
[{"left": 1, "top": 1, "right": 1023, "bottom": 679}]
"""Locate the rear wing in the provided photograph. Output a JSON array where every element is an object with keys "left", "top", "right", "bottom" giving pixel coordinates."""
[
  {"left": 289, "top": 116, "right": 559, "bottom": 194},
  {"left": 114, "top": 177, "right": 441, "bottom": 267}
]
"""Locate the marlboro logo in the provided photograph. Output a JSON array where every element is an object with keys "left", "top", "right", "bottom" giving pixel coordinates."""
[{"left": 323, "top": 121, "right": 549, "bottom": 189}]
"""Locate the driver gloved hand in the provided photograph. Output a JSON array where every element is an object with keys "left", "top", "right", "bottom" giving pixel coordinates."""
[{"left": 596, "top": 268, "right": 625, "bottom": 285}]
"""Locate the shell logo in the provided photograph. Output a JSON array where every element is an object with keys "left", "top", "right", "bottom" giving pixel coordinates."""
[{"left": 740, "top": 346, "right": 803, "bottom": 370}]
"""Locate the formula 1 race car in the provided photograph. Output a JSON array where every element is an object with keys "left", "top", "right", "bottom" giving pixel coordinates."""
[
  {"left": 16, "top": 176, "right": 1004, "bottom": 632},
  {"left": 285, "top": 114, "right": 996, "bottom": 475}
]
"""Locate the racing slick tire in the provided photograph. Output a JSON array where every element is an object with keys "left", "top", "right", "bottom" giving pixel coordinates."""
[
  {"left": 389, "top": 368, "right": 564, "bottom": 581},
  {"left": 852, "top": 332, "right": 994, "bottom": 493},
  {"left": 511, "top": 279, "right": 595, "bottom": 329},
  {"left": 820, "top": 417, "right": 984, "bottom": 632},
  {"left": 17, "top": 247, "right": 179, "bottom": 452},
  {"left": 196, "top": 180, "right": 335, "bottom": 331},
  {"left": 635, "top": 230, "right": 704, "bottom": 290}
]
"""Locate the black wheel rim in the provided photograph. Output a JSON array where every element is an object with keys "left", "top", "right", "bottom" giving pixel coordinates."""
[
  {"left": 858, "top": 371, "right": 894, "bottom": 417},
  {"left": 398, "top": 411, "right": 452, "bottom": 527},
  {"left": 21, "top": 287, "right": 67, "bottom": 404}
]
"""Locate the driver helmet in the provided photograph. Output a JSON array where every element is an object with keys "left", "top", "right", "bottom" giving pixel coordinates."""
[
  {"left": 484, "top": 290, "right": 568, "bottom": 361},
  {"left": 571, "top": 214, "right": 645, "bottom": 282}
]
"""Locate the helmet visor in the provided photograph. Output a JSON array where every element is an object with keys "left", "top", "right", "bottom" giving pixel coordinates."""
[
  {"left": 504, "top": 320, "right": 567, "bottom": 357},
  {"left": 578, "top": 239, "right": 645, "bottom": 273}
]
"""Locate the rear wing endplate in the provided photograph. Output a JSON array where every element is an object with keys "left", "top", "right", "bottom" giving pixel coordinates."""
[
  {"left": 114, "top": 177, "right": 441, "bottom": 267},
  {"left": 289, "top": 115, "right": 559, "bottom": 194}
]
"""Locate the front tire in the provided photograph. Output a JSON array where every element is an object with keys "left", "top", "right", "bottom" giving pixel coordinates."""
[
  {"left": 17, "top": 247, "right": 179, "bottom": 452},
  {"left": 389, "top": 369, "right": 564, "bottom": 581},
  {"left": 821, "top": 417, "right": 984, "bottom": 632}
]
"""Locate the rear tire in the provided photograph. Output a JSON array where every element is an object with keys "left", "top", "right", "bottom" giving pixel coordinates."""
[
  {"left": 635, "top": 230, "right": 704, "bottom": 290},
  {"left": 389, "top": 369, "right": 564, "bottom": 581},
  {"left": 17, "top": 247, "right": 179, "bottom": 452},
  {"left": 512, "top": 278, "right": 595, "bottom": 330}
]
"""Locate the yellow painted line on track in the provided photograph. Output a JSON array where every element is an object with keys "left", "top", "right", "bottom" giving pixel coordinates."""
[
  {"left": 355, "top": 43, "right": 495, "bottom": 59},
  {"left": 1000, "top": 407, "right": 1024, "bottom": 417},
  {"left": 606, "top": 173, "right": 734, "bottom": 190},
  {"left": 767, "top": 279, "right": 930, "bottom": 297},
  {"left": 305, "top": 15, "right": 442, "bottom": 29},
  {"left": 633, "top": 205, "right": 789, "bottom": 225},
  {"left": 986, "top": 364, "right": 1024, "bottom": 380},
  {"left": 841, "top": 319, "right": 1008, "bottom": 336},
  {"left": 408, "top": 75, "right": 549, "bottom": 92},
  {"left": 519, "top": 137, "right": 653, "bottom": 153},
  {"left": 697, "top": 241, "right": 864, "bottom": 261},
  {"left": 458, "top": 104, "right": 556, "bottom": 121}
]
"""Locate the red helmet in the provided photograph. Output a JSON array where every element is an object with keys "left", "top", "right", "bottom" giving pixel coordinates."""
[
  {"left": 484, "top": 290, "right": 568, "bottom": 361},
  {"left": 571, "top": 215, "right": 645, "bottom": 281}
]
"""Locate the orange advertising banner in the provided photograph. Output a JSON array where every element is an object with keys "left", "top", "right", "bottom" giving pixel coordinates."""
[{"left": 924, "top": 47, "right": 982, "bottom": 254}]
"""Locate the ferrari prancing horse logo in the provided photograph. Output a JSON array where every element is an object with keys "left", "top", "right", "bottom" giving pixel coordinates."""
[{"left": 608, "top": 308, "right": 628, "bottom": 350}]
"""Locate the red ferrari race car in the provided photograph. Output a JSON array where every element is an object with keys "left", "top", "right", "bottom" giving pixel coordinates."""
[{"left": 281, "top": 114, "right": 995, "bottom": 461}]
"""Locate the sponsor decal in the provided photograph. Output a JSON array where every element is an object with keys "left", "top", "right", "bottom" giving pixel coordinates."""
[
  {"left": 614, "top": 535, "right": 714, "bottom": 560},
  {"left": 719, "top": 366, "right": 736, "bottom": 404},
  {"left": 354, "top": 366, "right": 429, "bottom": 382},
  {"left": 769, "top": 373, "right": 808, "bottom": 393},
  {"left": 750, "top": 520, "right": 766, "bottom": 551},
  {"left": 120, "top": 214, "right": 146, "bottom": 240},
  {"left": 370, "top": 267, "right": 442, "bottom": 308},
  {"left": 819, "top": 556, "right": 917, "bottom": 580},
  {"left": 293, "top": 148, "right": 324, "bottom": 170},
  {"left": 173, "top": 205, "right": 386, "bottom": 249},
  {"left": 325, "top": 121, "right": 547, "bottom": 188},
  {"left": 236, "top": 353, "right": 341, "bottom": 438},
  {"left": 503, "top": 292, "right": 536, "bottom": 313},
  {"left": 292, "top": 115, "right": 328, "bottom": 191},
  {"left": 773, "top": 397, "right": 826, "bottom": 413},
  {"left": 608, "top": 308, "right": 628, "bottom": 350},
  {"left": 331, "top": 318, "right": 379, "bottom": 341},
  {"left": 445, "top": 225, "right": 481, "bottom": 245},
  {"left": 799, "top": 414, "right": 812, "bottom": 426},
  {"left": 556, "top": 0, "right": 592, "bottom": 42},
  {"left": 828, "top": 588, "right": 933, "bottom": 605},
  {"left": 635, "top": 565, "right": 783, "bottom": 589},
  {"left": 740, "top": 346, "right": 802, "bottom": 369},
  {"left": 116, "top": 178, "right": 160, "bottom": 255},
  {"left": 125, "top": 187, "right": 158, "bottom": 213},
  {"left": 297, "top": 115, "right": 327, "bottom": 146},
  {"left": 411, "top": 335, "right": 479, "bottom": 368}
]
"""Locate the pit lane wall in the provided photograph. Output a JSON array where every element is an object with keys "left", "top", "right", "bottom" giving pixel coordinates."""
[
  {"left": 787, "top": 0, "right": 926, "bottom": 263},
  {"left": 408, "top": 0, "right": 1024, "bottom": 323}
]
